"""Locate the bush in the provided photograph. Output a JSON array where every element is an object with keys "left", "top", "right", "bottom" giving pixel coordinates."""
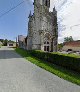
[{"left": 28, "top": 50, "right": 80, "bottom": 72}]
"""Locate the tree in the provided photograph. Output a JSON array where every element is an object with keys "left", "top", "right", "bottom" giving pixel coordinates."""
[
  {"left": 0, "top": 39, "right": 4, "bottom": 43},
  {"left": 3, "top": 39, "right": 8, "bottom": 46},
  {"left": 64, "top": 36, "right": 74, "bottom": 42},
  {"left": 58, "top": 43, "right": 64, "bottom": 51}
]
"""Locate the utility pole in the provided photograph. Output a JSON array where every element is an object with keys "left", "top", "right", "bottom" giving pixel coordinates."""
[{"left": 16, "top": 37, "right": 17, "bottom": 48}]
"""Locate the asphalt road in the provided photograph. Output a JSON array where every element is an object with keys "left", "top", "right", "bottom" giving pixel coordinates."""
[{"left": 0, "top": 46, "right": 80, "bottom": 92}]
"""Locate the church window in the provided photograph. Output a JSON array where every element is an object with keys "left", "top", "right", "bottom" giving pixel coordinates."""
[
  {"left": 47, "top": 41, "right": 49, "bottom": 44},
  {"left": 44, "top": 41, "right": 46, "bottom": 44},
  {"left": 49, "top": 0, "right": 50, "bottom": 6},
  {"left": 44, "top": 46, "right": 46, "bottom": 51},
  {"left": 47, "top": 46, "right": 49, "bottom": 51},
  {"left": 45, "top": 0, "right": 48, "bottom": 6},
  {"left": 44, "top": 40, "right": 50, "bottom": 52}
]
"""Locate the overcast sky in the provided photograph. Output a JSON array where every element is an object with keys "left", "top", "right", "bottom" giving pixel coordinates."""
[
  {"left": 0, "top": 0, "right": 80, "bottom": 43},
  {"left": 50, "top": 0, "right": 80, "bottom": 43}
]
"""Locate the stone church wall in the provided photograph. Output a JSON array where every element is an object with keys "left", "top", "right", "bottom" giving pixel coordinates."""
[{"left": 27, "top": 0, "right": 58, "bottom": 52}]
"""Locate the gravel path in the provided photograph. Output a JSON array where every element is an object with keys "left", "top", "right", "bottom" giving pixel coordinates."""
[{"left": 0, "top": 46, "right": 80, "bottom": 92}]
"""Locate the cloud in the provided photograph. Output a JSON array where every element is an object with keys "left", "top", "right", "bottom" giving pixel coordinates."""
[
  {"left": 50, "top": 0, "right": 80, "bottom": 43},
  {"left": 57, "top": 0, "right": 80, "bottom": 43}
]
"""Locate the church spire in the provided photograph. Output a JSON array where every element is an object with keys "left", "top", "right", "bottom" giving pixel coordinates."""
[
  {"left": 53, "top": 6, "right": 56, "bottom": 11},
  {"left": 29, "top": 11, "right": 32, "bottom": 17},
  {"left": 53, "top": 6, "right": 57, "bottom": 15}
]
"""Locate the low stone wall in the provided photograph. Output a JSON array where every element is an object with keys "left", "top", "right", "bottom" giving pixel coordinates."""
[{"left": 62, "top": 46, "right": 80, "bottom": 51}]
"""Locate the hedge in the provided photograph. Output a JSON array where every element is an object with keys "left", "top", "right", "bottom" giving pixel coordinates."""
[{"left": 28, "top": 50, "right": 80, "bottom": 72}]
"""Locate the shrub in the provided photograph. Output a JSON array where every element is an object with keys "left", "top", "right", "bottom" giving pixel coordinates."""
[{"left": 28, "top": 50, "right": 80, "bottom": 72}]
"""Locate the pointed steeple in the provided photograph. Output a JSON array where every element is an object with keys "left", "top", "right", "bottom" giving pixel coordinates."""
[
  {"left": 53, "top": 6, "right": 56, "bottom": 11},
  {"left": 29, "top": 11, "right": 32, "bottom": 17},
  {"left": 53, "top": 6, "right": 57, "bottom": 15},
  {"left": 28, "top": 11, "right": 32, "bottom": 18}
]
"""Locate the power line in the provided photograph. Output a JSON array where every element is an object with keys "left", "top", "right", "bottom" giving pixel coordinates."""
[
  {"left": 0, "top": 0, "right": 30, "bottom": 18},
  {"left": 70, "top": 24, "right": 80, "bottom": 29},
  {"left": 0, "top": 0, "right": 57, "bottom": 27}
]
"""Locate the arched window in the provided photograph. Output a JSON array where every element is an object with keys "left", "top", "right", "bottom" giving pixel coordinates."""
[
  {"left": 44, "top": 41, "right": 46, "bottom": 44},
  {"left": 44, "top": 41, "right": 50, "bottom": 51},
  {"left": 45, "top": 0, "right": 47, "bottom": 6},
  {"left": 49, "top": 0, "right": 50, "bottom": 7},
  {"left": 47, "top": 41, "right": 49, "bottom": 44},
  {"left": 43, "top": 33, "right": 51, "bottom": 52}
]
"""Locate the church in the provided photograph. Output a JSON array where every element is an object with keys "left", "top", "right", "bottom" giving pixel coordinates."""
[{"left": 27, "top": 0, "right": 58, "bottom": 52}]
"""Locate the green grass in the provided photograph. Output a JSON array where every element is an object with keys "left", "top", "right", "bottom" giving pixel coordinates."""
[{"left": 15, "top": 48, "right": 80, "bottom": 85}]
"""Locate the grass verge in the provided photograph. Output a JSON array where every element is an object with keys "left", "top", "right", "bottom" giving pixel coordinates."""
[{"left": 15, "top": 48, "right": 80, "bottom": 85}]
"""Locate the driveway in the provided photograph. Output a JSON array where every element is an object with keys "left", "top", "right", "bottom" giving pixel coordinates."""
[{"left": 0, "top": 46, "right": 80, "bottom": 92}]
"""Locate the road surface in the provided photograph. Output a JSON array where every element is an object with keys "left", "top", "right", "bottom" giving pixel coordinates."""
[{"left": 0, "top": 46, "right": 80, "bottom": 92}]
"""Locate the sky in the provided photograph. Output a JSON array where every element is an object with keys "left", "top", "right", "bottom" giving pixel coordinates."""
[
  {"left": 0, "top": 0, "right": 33, "bottom": 41},
  {"left": 0, "top": 0, "right": 80, "bottom": 43},
  {"left": 54, "top": 0, "right": 80, "bottom": 43}
]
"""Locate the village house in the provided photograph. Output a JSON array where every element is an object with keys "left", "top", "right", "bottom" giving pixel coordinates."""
[
  {"left": 18, "top": 35, "right": 27, "bottom": 49},
  {"left": 62, "top": 40, "right": 80, "bottom": 52},
  {"left": 7, "top": 42, "right": 16, "bottom": 47}
]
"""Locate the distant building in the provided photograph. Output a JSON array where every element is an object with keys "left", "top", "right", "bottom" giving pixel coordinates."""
[
  {"left": 62, "top": 40, "right": 80, "bottom": 51},
  {"left": 18, "top": 35, "right": 27, "bottom": 49},
  {"left": 27, "top": 0, "right": 58, "bottom": 52},
  {"left": 7, "top": 42, "right": 16, "bottom": 47}
]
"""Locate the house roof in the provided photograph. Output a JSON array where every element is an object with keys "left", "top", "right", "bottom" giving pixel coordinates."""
[{"left": 64, "top": 40, "right": 80, "bottom": 47}]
